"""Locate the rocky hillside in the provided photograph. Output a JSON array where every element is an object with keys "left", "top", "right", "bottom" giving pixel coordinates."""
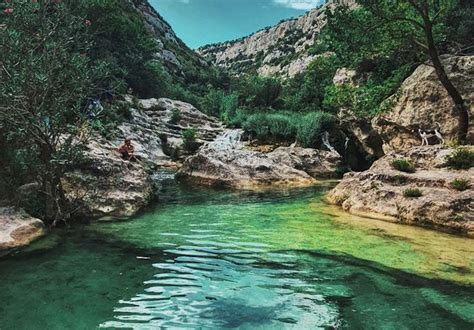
[
  {"left": 336, "top": 55, "right": 474, "bottom": 164},
  {"left": 198, "top": 0, "right": 356, "bottom": 77},
  {"left": 131, "top": 0, "right": 209, "bottom": 78},
  {"left": 64, "top": 97, "right": 223, "bottom": 220}
]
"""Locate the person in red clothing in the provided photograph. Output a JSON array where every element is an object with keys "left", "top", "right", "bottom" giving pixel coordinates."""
[{"left": 117, "top": 138, "right": 137, "bottom": 161}]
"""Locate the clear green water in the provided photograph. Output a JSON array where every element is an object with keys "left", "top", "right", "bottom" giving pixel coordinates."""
[{"left": 0, "top": 175, "right": 473, "bottom": 329}]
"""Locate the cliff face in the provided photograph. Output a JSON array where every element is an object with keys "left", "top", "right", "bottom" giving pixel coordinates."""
[
  {"left": 198, "top": 0, "right": 356, "bottom": 77},
  {"left": 130, "top": 0, "right": 208, "bottom": 77}
]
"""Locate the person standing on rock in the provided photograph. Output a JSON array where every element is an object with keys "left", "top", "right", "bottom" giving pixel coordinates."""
[{"left": 118, "top": 138, "right": 137, "bottom": 161}]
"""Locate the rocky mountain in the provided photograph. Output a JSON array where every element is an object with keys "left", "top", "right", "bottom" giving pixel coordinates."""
[
  {"left": 130, "top": 0, "right": 209, "bottom": 77},
  {"left": 198, "top": 0, "right": 356, "bottom": 77}
]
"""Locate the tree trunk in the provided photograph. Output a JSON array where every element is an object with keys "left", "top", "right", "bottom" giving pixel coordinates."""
[
  {"left": 40, "top": 142, "right": 67, "bottom": 225},
  {"left": 423, "top": 19, "right": 469, "bottom": 143}
]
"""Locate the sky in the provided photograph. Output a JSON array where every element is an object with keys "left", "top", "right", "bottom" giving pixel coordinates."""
[{"left": 150, "top": 0, "right": 326, "bottom": 49}]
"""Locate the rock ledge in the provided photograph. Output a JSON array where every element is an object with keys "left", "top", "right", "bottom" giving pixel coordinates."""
[
  {"left": 0, "top": 207, "right": 45, "bottom": 250},
  {"left": 326, "top": 146, "right": 474, "bottom": 236}
]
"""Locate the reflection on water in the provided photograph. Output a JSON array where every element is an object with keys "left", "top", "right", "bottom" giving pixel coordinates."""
[{"left": 0, "top": 176, "right": 473, "bottom": 329}]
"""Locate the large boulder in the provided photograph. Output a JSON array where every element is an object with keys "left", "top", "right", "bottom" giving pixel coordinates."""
[
  {"left": 64, "top": 98, "right": 222, "bottom": 219},
  {"left": 0, "top": 207, "right": 45, "bottom": 250},
  {"left": 327, "top": 146, "right": 474, "bottom": 236},
  {"left": 372, "top": 55, "right": 474, "bottom": 153},
  {"left": 63, "top": 140, "right": 155, "bottom": 220},
  {"left": 117, "top": 97, "right": 223, "bottom": 163},
  {"left": 178, "top": 130, "right": 342, "bottom": 188},
  {"left": 335, "top": 56, "right": 473, "bottom": 164},
  {"left": 268, "top": 147, "right": 342, "bottom": 179}
]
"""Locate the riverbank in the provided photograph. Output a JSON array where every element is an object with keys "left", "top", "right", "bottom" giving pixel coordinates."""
[{"left": 327, "top": 145, "right": 474, "bottom": 237}]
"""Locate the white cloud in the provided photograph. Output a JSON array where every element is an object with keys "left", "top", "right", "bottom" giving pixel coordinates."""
[{"left": 273, "top": 0, "right": 325, "bottom": 10}]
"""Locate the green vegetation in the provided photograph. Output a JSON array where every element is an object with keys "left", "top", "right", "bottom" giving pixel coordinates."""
[
  {"left": 403, "top": 188, "right": 423, "bottom": 198},
  {"left": 445, "top": 148, "right": 474, "bottom": 169},
  {"left": 1, "top": 0, "right": 472, "bottom": 224},
  {"left": 393, "top": 175, "right": 409, "bottom": 185},
  {"left": 451, "top": 178, "right": 470, "bottom": 191},
  {"left": 0, "top": 0, "right": 101, "bottom": 224},
  {"left": 356, "top": 0, "right": 471, "bottom": 142},
  {"left": 390, "top": 159, "right": 416, "bottom": 173},
  {"left": 169, "top": 109, "right": 182, "bottom": 125},
  {"left": 182, "top": 128, "right": 199, "bottom": 152},
  {"left": 194, "top": 0, "right": 473, "bottom": 148},
  {"left": 297, "top": 112, "right": 336, "bottom": 148},
  {"left": 0, "top": 0, "right": 229, "bottom": 223}
]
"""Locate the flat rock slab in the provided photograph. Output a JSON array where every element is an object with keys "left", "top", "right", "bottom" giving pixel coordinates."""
[
  {"left": 0, "top": 207, "right": 45, "bottom": 250},
  {"left": 327, "top": 146, "right": 474, "bottom": 236},
  {"left": 179, "top": 130, "right": 342, "bottom": 188}
]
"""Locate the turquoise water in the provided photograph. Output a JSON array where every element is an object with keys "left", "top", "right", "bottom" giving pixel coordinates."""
[{"left": 0, "top": 175, "right": 473, "bottom": 329}]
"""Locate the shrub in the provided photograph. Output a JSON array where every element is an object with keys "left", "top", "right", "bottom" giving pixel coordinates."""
[
  {"left": 236, "top": 75, "right": 283, "bottom": 108},
  {"left": 169, "top": 109, "right": 182, "bottom": 125},
  {"left": 445, "top": 148, "right": 474, "bottom": 170},
  {"left": 182, "top": 128, "right": 198, "bottom": 152},
  {"left": 451, "top": 178, "right": 470, "bottom": 191},
  {"left": 393, "top": 174, "right": 408, "bottom": 185},
  {"left": 296, "top": 112, "right": 336, "bottom": 148},
  {"left": 403, "top": 188, "right": 422, "bottom": 198},
  {"left": 267, "top": 114, "right": 298, "bottom": 140},
  {"left": 242, "top": 112, "right": 298, "bottom": 142},
  {"left": 391, "top": 159, "right": 416, "bottom": 173},
  {"left": 243, "top": 113, "right": 270, "bottom": 140}
]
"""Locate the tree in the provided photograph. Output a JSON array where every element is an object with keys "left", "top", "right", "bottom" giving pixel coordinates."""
[
  {"left": 235, "top": 75, "right": 283, "bottom": 109},
  {"left": 358, "top": 0, "right": 470, "bottom": 143},
  {"left": 0, "top": 0, "right": 103, "bottom": 225}
]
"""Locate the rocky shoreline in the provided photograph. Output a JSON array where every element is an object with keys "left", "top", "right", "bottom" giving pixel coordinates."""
[
  {"left": 2, "top": 56, "right": 474, "bottom": 252},
  {"left": 0, "top": 207, "right": 46, "bottom": 251},
  {"left": 326, "top": 146, "right": 474, "bottom": 236},
  {"left": 178, "top": 129, "right": 342, "bottom": 188}
]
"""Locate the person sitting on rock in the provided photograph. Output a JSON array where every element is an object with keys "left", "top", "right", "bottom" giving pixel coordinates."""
[{"left": 118, "top": 138, "right": 137, "bottom": 161}]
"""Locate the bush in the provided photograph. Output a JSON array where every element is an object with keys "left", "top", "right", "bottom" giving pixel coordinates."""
[
  {"left": 296, "top": 112, "right": 336, "bottom": 148},
  {"left": 445, "top": 148, "right": 474, "bottom": 170},
  {"left": 169, "top": 109, "right": 182, "bottom": 125},
  {"left": 182, "top": 128, "right": 198, "bottom": 152},
  {"left": 243, "top": 112, "right": 299, "bottom": 142},
  {"left": 236, "top": 75, "right": 283, "bottom": 108},
  {"left": 451, "top": 178, "right": 470, "bottom": 191},
  {"left": 393, "top": 174, "right": 408, "bottom": 185},
  {"left": 391, "top": 159, "right": 416, "bottom": 173},
  {"left": 403, "top": 188, "right": 422, "bottom": 198}
]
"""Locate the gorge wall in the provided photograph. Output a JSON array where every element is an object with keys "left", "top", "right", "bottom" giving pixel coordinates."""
[
  {"left": 130, "top": 0, "right": 209, "bottom": 78},
  {"left": 198, "top": 0, "right": 356, "bottom": 77}
]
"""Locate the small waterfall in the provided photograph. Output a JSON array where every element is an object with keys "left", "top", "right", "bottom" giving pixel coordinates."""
[
  {"left": 205, "top": 129, "right": 243, "bottom": 152},
  {"left": 321, "top": 131, "right": 340, "bottom": 156},
  {"left": 344, "top": 136, "right": 352, "bottom": 171}
]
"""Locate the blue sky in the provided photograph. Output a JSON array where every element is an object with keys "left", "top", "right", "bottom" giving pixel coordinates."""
[{"left": 150, "top": 0, "right": 326, "bottom": 49}]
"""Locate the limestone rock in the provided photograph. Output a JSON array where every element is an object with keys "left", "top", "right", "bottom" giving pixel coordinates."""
[
  {"left": 372, "top": 55, "right": 474, "bottom": 153},
  {"left": 130, "top": 0, "right": 207, "bottom": 77},
  {"left": 178, "top": 130, "right": 342, "bottom": 188},
  {"left": 327, "top": 146, "right": 474, "bottom": 236},
  {"left": 64, "top": 98, "right": 222, "bottom": 219},
  {"left": 198, "top": 0, "right": 357, "bottom": 77},
  {"left": 0, "top": 207, "right": 45, "bottom": 250},
  {"left": 268, "top": 147, "right": 342, "bottom": 179},
  {"left": 63, "top": 140, "right": 155, "bottom": 220},
  {"left": 333, "top": 67, "right": 357, "bottom": 86}
]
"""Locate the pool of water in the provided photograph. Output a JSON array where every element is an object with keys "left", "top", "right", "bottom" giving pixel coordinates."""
[{"left": 0, "top": 176, "right": 473, "bottom": 329}]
